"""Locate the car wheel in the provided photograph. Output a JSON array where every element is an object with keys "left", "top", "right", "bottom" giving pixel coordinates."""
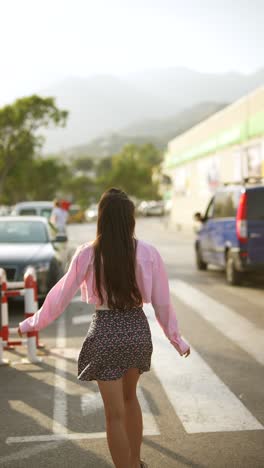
[
  {"left": 196, "top": 244, "right": 207, "bottom": 270},
  {"left": 226, "top": 251, "right": 242, "bottom": 286}
]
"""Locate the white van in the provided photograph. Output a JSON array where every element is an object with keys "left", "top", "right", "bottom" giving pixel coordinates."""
[{"left": 11, "top": 201, "right": 54, "bottom": 220}]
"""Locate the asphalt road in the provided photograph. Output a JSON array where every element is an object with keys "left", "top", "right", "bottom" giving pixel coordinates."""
[{"left": 0, "top": 218, "right": 263, "bottom": 468}]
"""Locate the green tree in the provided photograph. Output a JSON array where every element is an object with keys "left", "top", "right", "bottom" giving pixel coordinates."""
[
  {"left": 139, "top": 143, "right": 162, "bottom": 167},
  {"left": 0, "top": 95, "right": 68, "bottom": 199},
  {"left": 72, "top": 156, "right": 95, "bottom": 172},
  {"left": 103, "top": 144, "right": 161, "bottom": 200},
  {"left": 31, "top": 158, "right": 70, "bottom": 201},
  {"left": 3, "top": 157, "right": 70, "bottom": 204},
  {"left": 95, "top": 156, "right": 113, "bottom": 179},
  {"left": 64, "top": 175, "right": 97, "bottom": 208}
]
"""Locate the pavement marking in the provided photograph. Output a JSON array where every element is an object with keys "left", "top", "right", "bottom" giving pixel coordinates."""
[
  {"left": 6, "top": 309, "right": 159, "bottom": 446},
  {"left": 6, "top": 387, "right": 159, "bottom": 444},
  {"left": 137, "top": 387, "right": 160, "bottom": 436},
  {"left": 169, "top": 279, "right": 264, "bottom": 366},
  {"left": 144, "top": 304, "right": 264, "bottom": 434},
  {"left": 72, "top": 314, "right": 91, "bottom": 325},
  {"left": 0, "top": 441, "right": 62, "bottom": 463},
  {"left": 81, "top": 392, "right": 103, "bottom": 415},
  {"left": 6, "top": 426, "right": 159, "bottom": 444},
  {"left": 6, "top": 433, "right": 111, "bottom": 443},
  {"left": 50, "top": 347, "right": 80, "bottom": 360},
  {"left": 52, "top": 315, "right": 68, "bottom": 434},
  {"left": 71, "top": 296, "right": 83, "bottom": 303},
  {"left": 81, "top": 387, "right": 159, "bottom": 436},
  {"left": 8, "top": 400, "right": 54, "bottom": 432},
  {"left": 6, "top": 423, "right": 159, "bottom": 444}
]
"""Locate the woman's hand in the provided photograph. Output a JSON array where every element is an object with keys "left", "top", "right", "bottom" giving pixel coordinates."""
[
  {"left": 17, "top": 327, "right": 23, "bottom": 338},
  {"left": 182, "top": 347, "right": 190, "bottom": 358}
]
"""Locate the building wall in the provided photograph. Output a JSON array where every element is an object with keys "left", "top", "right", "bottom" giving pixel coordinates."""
[{"left": 164, "top": 86, "right": 264, "bottom": 231}]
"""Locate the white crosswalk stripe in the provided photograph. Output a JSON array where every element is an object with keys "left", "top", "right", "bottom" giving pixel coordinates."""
[
  {"left": 81, "top": 392, "right": 103, "bottom": 415},
  {"left": 144, "top": 303, "right": 263, "bottom": 433},
  {"left": 9, "top": 285, "right": 262, "bottom": 445},
  {"left": 71, "top": 296, "right": 83, "bottom": 303},
  {"left": 81, "top": 387, "right": 159, "bottom": 436},
  {"left": 169, "top": 279, "right": 264, "bottom": 366},
  {"left": 72, "top": 315, "right": 91, "bottom": 324},
  {"left": 71, "top": 284, "right": 263, "bottom": 434}
]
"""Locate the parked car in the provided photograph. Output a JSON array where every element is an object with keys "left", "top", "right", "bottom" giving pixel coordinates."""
[
  {"left": 194, "top": 179, "right": 264, "bottom": 285},
  {"left": 67, "top": 204, "right": 85, "bottom": 223},
  {"left": 164, "top": 199, "right": 172, "bottom": 215},
  {"left": 138, "top": 200, "right": 165, "bottom": 217},
  {"left": 0, "top": 216, "right": 70, "bottom": 299},
  {"left": 11, "top": 201, "right": 54, "bottom": 219},
  {"left": 0, "top": 205, "right": 11, "bottom": 216},
  {"left": 85, "top": 204, "right": 98, "bottom": 222}
]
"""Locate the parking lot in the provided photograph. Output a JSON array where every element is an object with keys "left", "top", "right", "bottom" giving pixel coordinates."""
[{"left": 0, "top": 218, "right": 263, "bottom": 468}]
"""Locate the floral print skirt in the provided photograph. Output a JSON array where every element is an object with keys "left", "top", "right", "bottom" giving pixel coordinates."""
[{"left": 77, "top": 306, "right": 153, "bottom": 381}]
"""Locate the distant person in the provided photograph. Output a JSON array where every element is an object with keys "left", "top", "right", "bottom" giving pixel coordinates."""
[
  {"left": 50, "top": 199, "right": 68, "bottom": 234},
  {"left": 18, "top": 188, "right": 190, "bottom": 468}
]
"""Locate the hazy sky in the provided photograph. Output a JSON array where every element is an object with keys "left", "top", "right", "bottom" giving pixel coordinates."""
[{"left": 1, "top": 0, "right": 264, "bottom": 104}]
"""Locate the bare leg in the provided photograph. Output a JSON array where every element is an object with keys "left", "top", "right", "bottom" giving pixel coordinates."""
[
  {"left": 97, "top": 378, "right": 133, "bottom": 468},
  {"left": 123, "top": 369, "right": 142, "bottom": 467}
]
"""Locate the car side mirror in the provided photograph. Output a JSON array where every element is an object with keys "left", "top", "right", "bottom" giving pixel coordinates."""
[
  {"left": 194, "top": 212, "right": 204, "bottom": 222},
  {"left": 54, "top": 234, "right": 68, "bottom": 242}
]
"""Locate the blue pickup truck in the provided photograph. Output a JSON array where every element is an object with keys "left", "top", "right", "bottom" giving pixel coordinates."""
[{"left": 194, "top": 179, "right": 264, "bottom": 285}]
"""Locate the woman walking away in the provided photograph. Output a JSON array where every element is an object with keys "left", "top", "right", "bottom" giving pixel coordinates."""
[{"left": 18, "top": 188, "right": 190, "bottom": 468}]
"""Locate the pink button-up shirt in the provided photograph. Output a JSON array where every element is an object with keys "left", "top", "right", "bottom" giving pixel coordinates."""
[{"left": 19, "top": 240, "right": 189, "bottom": 355}]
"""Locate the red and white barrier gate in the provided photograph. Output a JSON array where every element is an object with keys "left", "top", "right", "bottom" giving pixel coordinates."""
[{"left": 0, "top": 267, "right": 42, "bottom": 365}]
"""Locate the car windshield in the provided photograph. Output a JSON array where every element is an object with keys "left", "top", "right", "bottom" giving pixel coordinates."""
[
  {"left": 40, "top": 208, "right": 52, "bottom": 218},
  {"left": 0, "top": 221, "right": 48, "bottom": 243}
]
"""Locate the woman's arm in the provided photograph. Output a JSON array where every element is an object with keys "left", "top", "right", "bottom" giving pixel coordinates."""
[
  {"left": 19, "top": 245, "right": 90, "bottom": 334},
  {"left": 151, "top": 247, "right": 190, "bottom": 356}
]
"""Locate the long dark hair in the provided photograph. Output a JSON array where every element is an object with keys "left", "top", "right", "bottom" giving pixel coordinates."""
[{"left": 93, "top": 188, "right": 142, "bottom": 309}]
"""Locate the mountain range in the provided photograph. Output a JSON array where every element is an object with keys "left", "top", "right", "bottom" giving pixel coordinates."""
[
  {"left": 61, "top": 101, "right": 227, "bottom": 159},
  {"left": 41, "top": 67, "right": 264, "bottom": 155}
]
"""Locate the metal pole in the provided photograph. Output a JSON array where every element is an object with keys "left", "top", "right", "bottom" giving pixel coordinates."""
[{"left": 24, "top": 267, "right": 41, "bottom": 363}]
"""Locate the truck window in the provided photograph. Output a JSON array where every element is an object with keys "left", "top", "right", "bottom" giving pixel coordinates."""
[
  {"left": 214, "top": 191, "right": 238, "bottom": 218},
  {"left": 247, "top": 190, "right": 264, "bottom": 220}
]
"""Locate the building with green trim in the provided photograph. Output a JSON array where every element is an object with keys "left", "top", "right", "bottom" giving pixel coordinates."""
[{"left": 163, "top": 86, "right": 264, "bottom": 229}]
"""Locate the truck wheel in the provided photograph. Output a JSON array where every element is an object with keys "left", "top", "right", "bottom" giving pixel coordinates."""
[
  {"left": 196, "top": 244, "right": 207, "bottom": 270},
  {"left": 226, "top": 251, "right": 242, "bottom": 286}
]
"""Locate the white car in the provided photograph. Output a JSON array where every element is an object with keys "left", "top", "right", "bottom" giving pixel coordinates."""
[
  {"left": 11, "top": 201, "right": 53, "bottom": 220},
  {"left": 138, "top": 200, "right": 165, "bottom": 217},
  {"left": 85, "top": 204, "right": 98, "bottom": 222}
]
